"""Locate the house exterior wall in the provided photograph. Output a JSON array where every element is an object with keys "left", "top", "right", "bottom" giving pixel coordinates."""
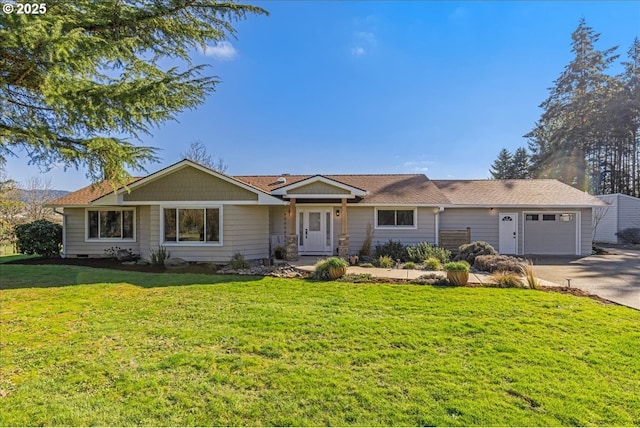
[
  {"left": 594, "top": 195, "right": 619, "bottom": 244},
  {"left": 595, "top": 194, "right": 640, "bottom": 244},
  {"left": 288, "top": 182, "right": 350, "bottom": 195},
  {"left": 123, "top": 166, "right": 258, "bottom": 202},
  {"left": 343, "top": 206, "right": 437, "bottom": 254},
  {"left": 63, "top": 207, "right": 141, "bottom": 257},
  {"left": 63, "top": 205, "right": 269, "bottom": 262},
  {"left": 439, "top": 207, "right": 592, "bottom": 255}
]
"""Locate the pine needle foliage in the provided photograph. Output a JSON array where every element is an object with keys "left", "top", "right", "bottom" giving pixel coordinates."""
[{"left": 0, "top": 1, "right": 267, "bottom": 188}]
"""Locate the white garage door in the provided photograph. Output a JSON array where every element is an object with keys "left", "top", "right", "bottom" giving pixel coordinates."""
[{"left": 523, "top": 212, "right": 577, "bottom": 255}]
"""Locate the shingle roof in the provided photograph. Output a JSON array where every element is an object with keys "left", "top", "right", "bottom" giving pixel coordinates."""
[
  {"left": 235, "top": 174, "right": 451, "bottom": 204},
  {"left": 47, "top": 178, "right": 142, "bottom": 206},
  {"left": 432, "top": 179, "right": 608, "bottom": 207}
]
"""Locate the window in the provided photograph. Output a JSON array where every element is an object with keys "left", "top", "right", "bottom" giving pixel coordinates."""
[
  {"left": 543, "top": 214, "right": 556, "bottom": 221},
  {"left": 87, "top": 209, "right": 135, "bottom": 240},
  {"left": 163, "top": 208, "right": 221, "bottom": 244},
  {"left": 376, "top": 209, "right": 416, "bottom": 228},
  {"left": 526, "top": 214, "right": 539, "bottom": 221}
]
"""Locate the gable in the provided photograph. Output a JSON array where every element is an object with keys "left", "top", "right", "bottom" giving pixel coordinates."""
[
  {"left": 287, "top": 181, "right": 351, "bottom": 195},
  {"left": 123, "top": 166, "right": 258, "bottom": 202}
]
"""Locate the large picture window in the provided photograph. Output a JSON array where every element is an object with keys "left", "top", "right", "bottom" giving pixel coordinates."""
[
  {"left": 87, "top": 209, "right": 135, "bottom": 240},
  {"left": 376, "top": 208, "right": 416, "bottom": 228},
  {"left": 163, "top": 207, "right": 221, "bottom": 244}
]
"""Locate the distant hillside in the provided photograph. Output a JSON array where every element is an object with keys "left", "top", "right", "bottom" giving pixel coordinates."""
[{"left": 17, "top": 189, "right": 69, "bottom": 203}]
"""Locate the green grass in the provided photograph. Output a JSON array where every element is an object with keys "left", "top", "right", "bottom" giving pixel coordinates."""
[{"left": 1, "top": 264, "right": 639, "bottom": 426}]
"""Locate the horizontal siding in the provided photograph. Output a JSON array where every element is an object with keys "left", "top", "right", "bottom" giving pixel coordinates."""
[
  {"left": 149, "top": 205, "right": 269, "bottom": 262},
  {"left": 580, "top": 208, "right": 592, "bottom": 255},
  {"left": 594, "top": 195, "right": 618, "bottom": 244},
  {"left": 439, "top": 208, "right": 499, "bottom": 249},
  {"left": 618, "top": 195, "right": 640, "bottom": 231},
  {"left": 269, "top": 207, "right": 287, "bottom": 235},
  {"left": 345, "top": 207, "right": 436, "bottom": 254},
  {"left": 64, "top": 207, "right": 140, "bottom": 257},
  {"left": 289, "top": 182, "right": 350, "bottom": 195}
]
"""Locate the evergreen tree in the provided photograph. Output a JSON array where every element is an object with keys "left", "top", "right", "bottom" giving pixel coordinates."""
[
  {"left": 0, "top": 1, "right": 266, "bottom": 187},
  {"left": 490, "top": 148, "right": 513, "bottom": 179},
  {"left": 511, "top": 147, "right": 531, "bottom": 179}
]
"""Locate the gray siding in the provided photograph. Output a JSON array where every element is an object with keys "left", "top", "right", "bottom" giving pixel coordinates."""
[
  {"left": 439, "top": 208, "right": 499, "bottom": 249},
  {"left": 580, "top": 208, "right": 592, "bottom": 255},
  {"left": 618, "top": 195, "right": 640, "bottom": 233},
  {"left": 63, "top": 207, "right": 141, "bottom": 257},
  {"left": 344, "top": 206, "right": 437, "bottom": 254},
  {"left": 594, "top": 195, "right": 618, "bottom": 244},
  {"left": 147, "top": 205, "right": 269, "bottom": 262}
]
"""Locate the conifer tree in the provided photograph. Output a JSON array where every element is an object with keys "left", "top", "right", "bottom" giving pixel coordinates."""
[
  {"left": 489, "top": 148, "right": 513, "bottom": 179},
  {"left": 0, "top": 1, "right": 267, "bottom": 187}
]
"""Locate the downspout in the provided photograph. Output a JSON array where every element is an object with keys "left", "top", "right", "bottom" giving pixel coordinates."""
[
  {"left": 54, "top": 208, "right": 66, "bottom": 258},
  {"left": 434, "top": 207, "right": 444, "bottom": 246}
]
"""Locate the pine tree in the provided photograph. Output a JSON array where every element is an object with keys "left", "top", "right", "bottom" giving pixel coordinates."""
[
  {"left": 0, "top": 1, "right": 266, "bottom": 187},
  {"left": 490, "top": 148, "right": 513, "bottom": 179},
  {"left": 511, "top": 147, "right": 531, "bottom": 179}
]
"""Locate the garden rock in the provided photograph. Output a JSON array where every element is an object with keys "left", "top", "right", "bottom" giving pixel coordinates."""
[
  {"left": 116, "top": 249, "right": 135, "bottom": 262},
  {"left": 164, "top": 257, "right": 188, "bottom": 269}
]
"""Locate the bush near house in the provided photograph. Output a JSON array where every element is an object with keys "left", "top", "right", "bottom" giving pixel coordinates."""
[
  {"left": 456, "top": 241, "right": 498, "bottom": 264},
  {"left": 14, "top": 220, "right": 62, "bottom": 258},
  {"left": 374, "top": 239, "right": 407, "bottom": 261},
  {"left": 616, "top": 228, "right": 640, "bottom": 244},
  {"left": 474, "top": 255, "right": 526, "bottom": 274},
  {"left": 405, "top": 242, "right": 451, "bottom": 264}
]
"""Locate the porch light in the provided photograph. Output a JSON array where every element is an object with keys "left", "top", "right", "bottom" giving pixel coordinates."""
[{"left": 335, "top": 209, "right": 340, "bottom": 217}]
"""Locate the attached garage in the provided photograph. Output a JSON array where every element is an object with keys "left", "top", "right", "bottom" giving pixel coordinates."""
[{"left": 522, "top": 212, "right": 579, "bottom": 255}]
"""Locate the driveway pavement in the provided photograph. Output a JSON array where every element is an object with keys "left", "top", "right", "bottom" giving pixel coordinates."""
[{"left": 530, "top": 248, "right": 640, "bottom": 310}]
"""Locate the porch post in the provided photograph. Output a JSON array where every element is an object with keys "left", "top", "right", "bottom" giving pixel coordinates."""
[
  {"left": 338, "top": 198, "right": 350, "bottom": 258},
  {"left": 285, "top": 198, "right": 298, "bottom": 261}
]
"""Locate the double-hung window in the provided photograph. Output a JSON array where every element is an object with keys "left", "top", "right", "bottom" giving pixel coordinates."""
[
  {"left": 87, "top": 209, "right": 135, "bottom": 240},
  {"left": 163, "top": 207, "right": 221, "bottom": 244},
  {"left": 375, "top": 208, "right": 416, "bottom": 229}
]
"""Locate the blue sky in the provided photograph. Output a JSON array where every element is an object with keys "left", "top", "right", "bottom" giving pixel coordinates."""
[{"left": 6, "top": 1, "right": 640, "bottom": 190}]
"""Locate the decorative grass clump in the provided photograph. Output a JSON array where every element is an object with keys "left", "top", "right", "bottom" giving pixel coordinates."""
[
  {"left": 422, "top": 257, "right": 441, "bottom": 271},
  {"left": 403, "top": 261, "right": 418, "bottom": 270},
  {"left": 377, "top": 255, "right": 394, "bottom": 268},
  {"left": 490, "top": 271, "right": 525, "bottom": 288},
  {"left": 314, "top": 257, "right": 348, "bottom": 280}
]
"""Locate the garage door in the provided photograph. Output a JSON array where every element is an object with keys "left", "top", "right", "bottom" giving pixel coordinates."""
[{"left": 523, "top": 212, "right": 577, "bottom": 255}]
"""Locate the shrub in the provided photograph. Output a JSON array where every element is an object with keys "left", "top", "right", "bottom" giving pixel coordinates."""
[
  {"left": 15, "top": 220, "right": 62, "bottom": 258},
  {"left": 522, "top": 260, "right": 540, "bottom": 290},
  {"left": 359, "top": 223, "right": 374, "bottom": 257},
  {"left": 456, "top": 241, "right": 497, "bottom": 264},
  {"left": 474, "top": 255, "right": 525, "bottom": 274},
  {"left": 616, "top": 227, "right": 640, "bottom": 244},
  {"left": 337, "top": 273, "right": 374, "bottom": 283},
  {"left": 377, "top": 255, "right": 394, "bottom": 268},
  {"left": 406, "top": 242, "right": 451, "bottom": 263},
  {"left": 422, "top": 257, "right": 441, "bottom": 271},
  {"left": 490, "top": 271, "right": 525, "bottom": 288},
  {"left": 229, "top": 252, "right": 250, "bottom": 270},
  {"left": 411, "top": 273, "right": 449, "bottom": 286},
  {"left": 314, "top": 257, "right": 349, "bottom": 280},
  {"left": 149, "top": 246, "right": 171, "bottom": 265},
  {"left": 403, "top": 261, "right": 418, "bottom": 270},
  {"left": 374, "top": 239, "right": 406, "bottom": 261},
  {"left": 443, "top": 261, "right": 470, "bottom": 272}
]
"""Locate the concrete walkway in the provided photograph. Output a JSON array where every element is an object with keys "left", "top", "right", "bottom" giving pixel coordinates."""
[{"left": 530, "top": 248, "right": 640, "bottom": 310}]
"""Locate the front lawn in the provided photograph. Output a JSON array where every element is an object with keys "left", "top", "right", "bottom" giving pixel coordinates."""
[{"left": 1, "top": 264, "right": 639, "bottom": 426}]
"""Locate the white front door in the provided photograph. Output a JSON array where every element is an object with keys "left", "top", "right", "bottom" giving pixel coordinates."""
[
  {"left": 299, "top": 209, "right": 332, "bottom": 254},
  {"left": 499, "top": 212, "right": 518, "bottom": 254}
]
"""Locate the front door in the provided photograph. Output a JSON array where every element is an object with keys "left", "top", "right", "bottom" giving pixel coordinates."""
[
  {"left": 498, "top": 212, "right": 518, "bottom": 254},
  {"left": 299, "top": 209, "right": 332, "bottom": 254}
]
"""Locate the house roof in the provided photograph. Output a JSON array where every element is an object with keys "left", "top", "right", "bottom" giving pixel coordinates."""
[
  {"left": 46, "top": 178, "right": 142, "bottom": 206},
  {"left": 235, "top": 174, "right": 451, "bottom": 205},
  {"left": 432, "top": 179, "right": 608, "bottom": 207}
]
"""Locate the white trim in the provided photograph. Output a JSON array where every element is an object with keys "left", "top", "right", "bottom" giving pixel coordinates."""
[
  {"left": 160, "top": 205, "right": 224, "bottom": 247},
  {"left": 434, "top": 210, "right": 440, "bottom": 246},
  {"left": 85, "top": 208, "right": 137, "bottom": 243},
  {"left": 521, "top": 210, "right": 581, "bottom": 256},
  {"left": 91, "top": 160, "right": 285, "bottom": 206},
  {"left": 117, "top": 200, "right": 269, "bottom": 206},
  {"left": 284, "top": 194, "right": 359, "bottom": 199},
  {"left": 296, "top": 207, "right": 334, "bottom": 255},
  {"left": 272, "top": 175, "right": 367, "bottom": 197},
  {"left": 374, "top": 207, "right": 418, "bottom": 230}
]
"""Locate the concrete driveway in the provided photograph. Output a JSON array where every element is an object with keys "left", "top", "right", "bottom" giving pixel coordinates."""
[{"left": 530, "top": 248, "right": 640, "bottom": 310}]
